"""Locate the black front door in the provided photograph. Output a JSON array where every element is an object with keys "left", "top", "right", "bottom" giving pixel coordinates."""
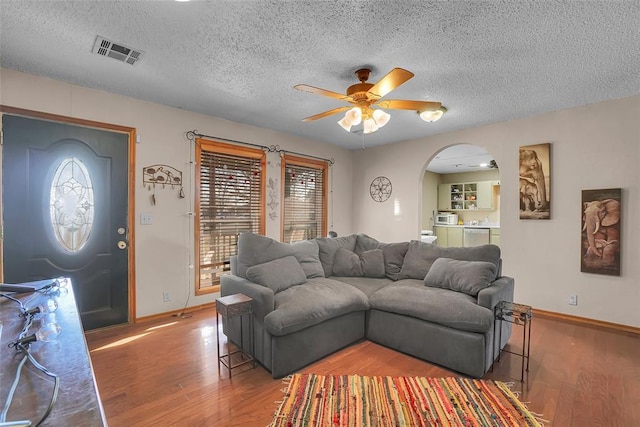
[{"left": 2, "top": 115, "right": 131, "bottom": 330}]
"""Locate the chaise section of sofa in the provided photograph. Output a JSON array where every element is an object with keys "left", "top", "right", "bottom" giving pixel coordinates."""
[
  {"left": 221, "top": 232, "right": 371, "bottom": 377},
  {"left": 221, "top": 232, "right": 514, "bottom": 379}
]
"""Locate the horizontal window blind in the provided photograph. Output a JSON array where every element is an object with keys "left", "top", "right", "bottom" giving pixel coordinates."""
[
  {"left": 282, "top": 155, "right": 327, "bottom": 243},
  {"left": 197, "top": 140, "right": 264, "bottom": 292}
]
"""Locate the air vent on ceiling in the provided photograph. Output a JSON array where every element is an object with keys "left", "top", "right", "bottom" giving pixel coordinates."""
[{"left": 92, "top": 36, "right": 143, "bottom": 65}]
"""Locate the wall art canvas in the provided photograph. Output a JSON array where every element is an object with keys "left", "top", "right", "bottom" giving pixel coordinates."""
[
  {"left": 581, "top": 188, "right": 621, "bottom": 276},
  {"left": 519, "top": 143, "right": 551, "bottom": 219}
]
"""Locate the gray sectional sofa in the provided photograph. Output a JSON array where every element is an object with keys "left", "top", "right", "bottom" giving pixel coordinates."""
[{"left": 220, "top": 232, "right": 514, "bottom": 378}]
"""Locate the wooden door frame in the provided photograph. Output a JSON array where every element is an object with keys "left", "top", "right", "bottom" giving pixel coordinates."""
[{"left": 0, "top": 105, "right": 137, "bottom": 324}]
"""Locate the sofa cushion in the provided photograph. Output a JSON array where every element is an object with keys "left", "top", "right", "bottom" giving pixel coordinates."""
[
  {"left": 236, "top": 232, "right": 324, "bottom": 279},
  {"left": 369, "top": 279, "right": 493, "bottom": 333},
  {"left": 246, "top": 256, "right": 307, "bottom": 293},
  {"left": 332, "top": 248, "right": 386, "bottom": 278},
  {"left": 264, "top": 278, "right": 369, "bottom": 336},
  {"left": 424, "top": 258, "right": 497, "bottom": 296},
  {"left": 292, "top": 240, "right": 326, "bottom": 279},
  {"left": 315, "top": 234, "right": 357, "bottom": 276},
  {"left": 377, "top": 241, "right": 409, "bottom": 281},
  {"left": 329, "top": 276, "right": 393, "bottom": 297},
  {"left": 354, "top": 233, "right": 380, "bottom": 255},
  {"left": 398, "top": 241, "right": 501, "bottom": 280}
]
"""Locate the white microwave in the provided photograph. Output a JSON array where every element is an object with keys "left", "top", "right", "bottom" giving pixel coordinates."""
[{"left": 436, "top": 213, "right": 458, "bottom": 225}]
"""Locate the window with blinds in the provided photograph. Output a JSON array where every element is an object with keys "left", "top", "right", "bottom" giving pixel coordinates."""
[
  {"left": 281, "top": 154, "right": 328, "bottom": 243},
  {"left": 196, "top": 139, "right": 265, "bottom": 294}
]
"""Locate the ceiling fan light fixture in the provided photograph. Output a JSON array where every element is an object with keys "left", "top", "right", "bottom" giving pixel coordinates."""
[
  {"left": 345, "top": 107, "right": 362, "bottom": 126},
  {"left": 419, "top": 106, "right": 447, "bottom": 122},
  {"left": 363, "top": 118, "right": 379, "bottom": 134},
  {"left": 372, "top": 109, "right": 391, "bottom": 128},
  {"left": 337, "top": 116, "right": 353, "bottom": 132}
]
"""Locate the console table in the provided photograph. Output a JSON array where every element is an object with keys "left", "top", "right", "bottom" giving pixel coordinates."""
[{"left": 0, "top": 278, "right": 107, "bottom": 426}]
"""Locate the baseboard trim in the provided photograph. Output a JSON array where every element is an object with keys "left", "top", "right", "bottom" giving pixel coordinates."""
[
  {"left": 533, "top": 308, "right": 640, "bottom": 336},
  {"left": 137, "top": 306, "right": 640, "bottom": 335},
  {"left": 135, "top": 302, "right": 217, "bottom": 323}
]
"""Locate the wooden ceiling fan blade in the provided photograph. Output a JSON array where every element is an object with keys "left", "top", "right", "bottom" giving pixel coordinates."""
[
  {"left": 367, "top": 68, "right": 414, "bottom": 100},
  {"left": 294, "top": 84, "right": 349, "bottom": 101},
  {"left": 377, "top": 100, "right": 442, "bottom": 111},
  {"left": 302, "top": 106, "right": 351, "bottom": 121}
]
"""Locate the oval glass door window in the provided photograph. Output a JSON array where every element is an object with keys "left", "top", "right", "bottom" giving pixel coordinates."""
[{"left": 49, "top": 157, "right": 95, "bottom": 252}]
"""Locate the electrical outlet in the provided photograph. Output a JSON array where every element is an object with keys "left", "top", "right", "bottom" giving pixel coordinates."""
[
  {"left": 568, "top": 295, "right": 577, "bottom": 306},
  {"left": 163, "top": 291, "right": 171, "bottom": 302},
  {"left": 140, "top": 213, "right": 153, "bottom": 225}
]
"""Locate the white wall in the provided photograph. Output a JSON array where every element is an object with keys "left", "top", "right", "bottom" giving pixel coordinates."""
[
  {"left": 353, "top": 95, "right": 640, "bottom": 328},
  {"left": 0, "top": 68, "right": 354, "bottom": 318},
  {"left": 421, "top": 171, "right": 440, "bottom": 230},
  {"left": 2, "top": 67, "right": 638, "bottom": 328}
]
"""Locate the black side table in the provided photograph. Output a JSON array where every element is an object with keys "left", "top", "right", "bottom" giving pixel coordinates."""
[
  {"left": 215, "top": 293, "right": 255, "bottom": 377},
  {"left": 493, "top": 301, "right": 532, "bottom": 382}
]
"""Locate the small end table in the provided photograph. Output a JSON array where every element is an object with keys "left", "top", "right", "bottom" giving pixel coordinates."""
[
  {"left": 216, "top": 293, "right": 255, "bottom": 376},
  {"left": 493, "top": 301, "right": 532, "bottom": 382}
]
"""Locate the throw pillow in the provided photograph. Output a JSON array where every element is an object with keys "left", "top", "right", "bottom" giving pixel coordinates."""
[
  {"left": 378, "top": 241, "right": 409, "bottom": 280},
  {"left": 332, "top": 247, "right": 363, "bottom": 276},
  {"left": 360, "top": 249, "right": 386, "bottom": 278},
  {"left": 424, "top": 257, "right": 497, "bottom": 296},
  {"left": 354, "top": 233, "right": 380, "bottom": 254},
  {"left": 315, "top": 234, "right": 357, "bottom": 276},
  {"left": 332, "top": 248, "right": 386, "bottom": 278},
  {"left": 246, "top": 256, "right": 307, "bottom": 293}
]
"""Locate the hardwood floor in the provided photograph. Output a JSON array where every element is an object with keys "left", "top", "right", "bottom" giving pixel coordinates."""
[{"left": 86, "top": 310, "right": 640, "bottom": 426}]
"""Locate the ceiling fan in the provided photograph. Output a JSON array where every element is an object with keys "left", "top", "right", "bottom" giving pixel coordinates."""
[
  {"left": 465, "top": 159, "right": 499, "bottom": 169},
  {"left": 294, "top": 68, "right": 446, "bottom": 134}
]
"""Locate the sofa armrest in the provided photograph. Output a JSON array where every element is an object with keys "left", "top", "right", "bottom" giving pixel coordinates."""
[
  {"left": 220, "top": 274, "right": 275, "bottom": 321},
  {"left": 477, "top": 276, "right": 514, "bottom": 311}
]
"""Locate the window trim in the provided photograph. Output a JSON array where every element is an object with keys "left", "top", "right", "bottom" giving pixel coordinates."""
[
  {"left": 280, "top": 154, "right": 328, "bottom": 242},
  {"left": 195, "top": 138, "right": 266, "bottom": 295}
]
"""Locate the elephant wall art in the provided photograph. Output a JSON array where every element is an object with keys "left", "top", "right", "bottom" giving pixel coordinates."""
[
  {"left": 581, "top": 188, "right": 621, "bottom": 276},
  {"left": 519, "top": 143, "right": 551, "bottom": 219}
]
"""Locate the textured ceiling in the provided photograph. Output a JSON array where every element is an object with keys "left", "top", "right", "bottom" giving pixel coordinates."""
[{"left": 1, "top": 0, "right": 639, "bottom": 157}]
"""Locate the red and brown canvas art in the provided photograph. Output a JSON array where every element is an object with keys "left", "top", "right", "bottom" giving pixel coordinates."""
[{"left": 581, "top": 188, "right": 621, "bottom": 276}]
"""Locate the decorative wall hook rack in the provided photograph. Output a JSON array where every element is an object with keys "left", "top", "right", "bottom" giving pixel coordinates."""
[{"left": 143, "top": 164, "right": 185, "bottom": 204}]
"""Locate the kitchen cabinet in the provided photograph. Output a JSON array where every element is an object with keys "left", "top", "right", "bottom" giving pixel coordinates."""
[
  {"left": 438, "top": 181, "right": 493, "bottom": 211},
  {"left": 490, "top": 228, "right": 501, "bottom": 247},
  {"left": 434, "top": 226, "right": 463, "bottom": 247}
]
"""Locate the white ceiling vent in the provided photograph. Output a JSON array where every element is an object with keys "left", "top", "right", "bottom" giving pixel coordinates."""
[{"left": 92, "top": 36, "right": 143, "bottom": 65}]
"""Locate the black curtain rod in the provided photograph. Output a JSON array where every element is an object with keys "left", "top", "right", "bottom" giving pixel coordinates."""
[{"left": 186, "top": 130, "right": 334, "bottom": 165}]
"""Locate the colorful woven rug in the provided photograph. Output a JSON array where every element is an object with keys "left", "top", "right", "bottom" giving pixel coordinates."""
[{"left": 271, "top": 374, "right": 543, "bottom": 426}]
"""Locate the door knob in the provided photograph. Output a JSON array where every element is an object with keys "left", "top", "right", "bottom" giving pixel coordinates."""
[{"left": 117, "top": 241, "right": 127, "bottom": 249}]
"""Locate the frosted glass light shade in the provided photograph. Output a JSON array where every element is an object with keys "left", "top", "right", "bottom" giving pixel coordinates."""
[
  {"left": 337, "top": 116, "right": 353, "bottom": 132},
  {"left": 344, "top": 107, "right": 362, "bottom": 126},
  {"left": 419, "top": 108, "right": 445, "bottom": 122},
  {"left": 372, "top": 109, "right": 390, "bottom": 127},
  {"left": 363, "top": 118, "right": 379, "bottom": 134}
]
